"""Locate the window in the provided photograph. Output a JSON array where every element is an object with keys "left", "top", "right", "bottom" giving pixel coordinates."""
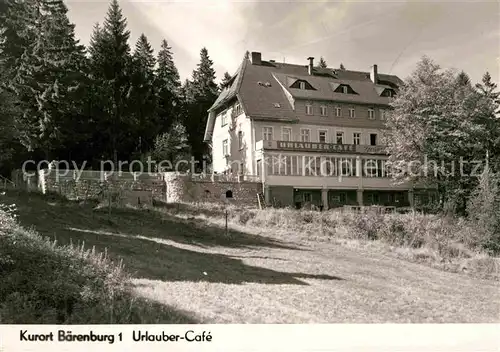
[
  {"left": 304, "top": 156, "right": 321, "bottom": 176},
  {"left": 320, "top": 105, "right": 327, "bottom": 116},
  {"left": 336, "top": 131, "right": 344, "bottom": 144},
  {"left": 299, "top": 81, "right": 306, "bottom": 90},
  {"left": 256, "top": 159, "right": 262, "bottom": 176},
  {"left": 330, "top": 192, "right": 347, "bottom": 204},
  {"left": 368, "top": 109, "right": 374, "bottom": 120},
  {"left": 382, "top": 89, "right": 395, "bottom": 98},
  {"left": 234, "top": 103, "right": 242, "bottom": 116},
  {"left": 322, "top": 156, "right": 337, "bottom": 176},
  {"left": 380, "top": 109, "right": 386, "bottom": 120},
  {"left": 305, "top": 104, "right": 313, "bottom": 115},
  {"left": 222, "top": 139, "right": 228, "bottom": 156},
  {"left": 342, "top": 86, "right": 348, "bottom": 94},
  {"left": 273, "top": 103, "right": 281, "bottom": 108},
  {"left": 370, "top": 133, "right": 377, "bottom": 146},
  {"left": 349, "top": 108, "right": 355, "bottom": 118},
  {"left": 285, "top": 156, "right": 292, "bottom": 175},
  {"left": 367, "top": 193, "right": 380, "bottom": 204},
  {"left": 377, "top": 160, "right": 387, "bottom": 177},
  {"left": 303, "top": 192, "right": 312, "bottom": 202},
  {"left": 353, "top": 133, "right": 361, "bottom": 145},
  {"left": 335, "top": 107, "right": 342, "bottom": 117},
  {"left": 282, "top": 127, "right": 292, "bottom": 141},
  {"left": 300, "top": 129, "right": 311, "bottom": 142},
  {"left": 340, "top": 157, "right": 356, "bottom": 176},
  {"left": 262, "top": 127, "right": 273, "bottom": 141},
  {"left": 239, "top": 162, "right": 244, "bottom": 175},
  {"left": 238, "top": 131, "right": 243, "bottom": 149},
  {"left": 221, "top": 111, "right": 228, "bottom": 126},
  {"left": 318, "top": 130, "right": 327, "bottom": 143},
  {"left": 364, "top": 159, "right": 378, "bottom": 177}
]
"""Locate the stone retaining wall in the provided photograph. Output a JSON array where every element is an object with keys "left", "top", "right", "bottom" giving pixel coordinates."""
[
  {"left": 30, "top": 169, "right": 261, "bottom": 207},
  {"left": 165, "top": 173, "right": 262, "bottom": 207}
]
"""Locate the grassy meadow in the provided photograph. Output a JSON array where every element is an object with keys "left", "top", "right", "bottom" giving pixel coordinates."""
[{"left": 0, "top": 190, "right": 498, "bottom": 323}]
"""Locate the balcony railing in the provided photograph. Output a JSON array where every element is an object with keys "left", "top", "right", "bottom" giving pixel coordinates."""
[{"left": 255, "top": 140, "right": 387, "bottom": 155}]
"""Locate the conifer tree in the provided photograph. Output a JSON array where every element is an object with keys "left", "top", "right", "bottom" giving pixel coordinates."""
[
  {"left": 155, "top": 39, "right": 181, "bottom": 133},
  {"left": 318, "top": 57, "right": 327, "bottom": 68},
  {"left": 0, "top": 0, "right": 86, "bottom": 158},
  {"left": 220, "top": 72, "right": 232, "bottom": 90},
  {"left": 184, "top": 47, "right": 218, "bottom": 168},
  {"left": 129, "top": 33, "right": 157, "bottom": 155},
  {"left": 90, "top": 0, "right": 133, "bottom": 162}
]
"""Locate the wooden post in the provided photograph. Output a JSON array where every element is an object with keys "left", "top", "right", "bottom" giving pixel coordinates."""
[
  {"left": 225, "top": 209, "right": 228, "bottom": 236},
  {"left": 108, "top": 189, "right": 112, "bottom": 220}
]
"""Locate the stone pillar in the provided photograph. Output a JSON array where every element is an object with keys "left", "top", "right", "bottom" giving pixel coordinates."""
[
  {"left": 356, "top": 156, "right": 361, "bottom": 178},
  {"left": 321, "top": 188, "right": 328, "bottom": 210},
  {"left": 357, "top": 189, "right": 364, "bottom": 207}
]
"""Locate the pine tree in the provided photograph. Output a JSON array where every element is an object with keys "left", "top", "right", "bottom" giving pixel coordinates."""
[
  {"left": 0, "top": 86, "right": 21, "bottom": 170},
  {"left": 155, "top": 39, "right": 181, "bottom": 133},
  {"left": 318, "top": 57, "right": 327, "bottom": 68},
  {"left": 467, "top": 164, "right": 500, "bottom": 253},
  {"left": 91, "top": 0, "right": 133, "bottom": 163},
  {"left": 220, "top": 71, "right": 232, "bottom": 90},
  {"left": 38, "top": 0, "right": 87, "bottom": 157},
  {"left": 1, "top": 0, "right": 86, "bottom": 158},
  {"left": 476, "top": 72, "right": 499, "bottom": 106},
  {"left": 456, "top": 70, "right": 471, "bottom": 87},
  {"left": 184, "top": 47, "right": 218, "bottom": 168},
  {"left": 474, "top": 72, "right": 500, "bottom": 173},
  {"left": 339, "top": 63, "right": 346, "bottom": 70},
  {"left": 129, "top": 33, "right": 157, "bottom": 155},
  {"left": 151, "top": 122, "right": 191, "bottom": 171}
]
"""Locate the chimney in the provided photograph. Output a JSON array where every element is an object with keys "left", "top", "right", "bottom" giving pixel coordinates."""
[
  {"left": 370, "top": 64, "right": 378, "bottom": 84},
  {"left": 251, "top": 52, "right": 262, "bottom": 65},
  {"left": 307, "top": 57, "right": 314, "bottom": 75}
]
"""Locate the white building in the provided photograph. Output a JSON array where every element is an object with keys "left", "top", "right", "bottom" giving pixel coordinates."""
[{"left": 204, "top": 52, "right": 433, "bottom": 209}]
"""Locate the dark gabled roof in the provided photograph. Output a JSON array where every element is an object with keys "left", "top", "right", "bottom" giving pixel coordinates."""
[
  {"left": 204, "top": 57, "right": 403, "bottom": 140},
  {"left": 237, "top": 60, "right": 297, "bottom": 120},
  {"left": 272, "top": 71, "right": 397, "bottom": 105},
  {"left": 208, "top": 59, "right": 246, "bottom": 113}
]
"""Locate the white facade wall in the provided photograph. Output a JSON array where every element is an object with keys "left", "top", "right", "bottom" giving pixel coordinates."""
[
  {"left": 252, "top": 120, "right": 385, "bottom": 145},
  {"left": 210, "top": 103, "right": 253, "bottom": 174}
]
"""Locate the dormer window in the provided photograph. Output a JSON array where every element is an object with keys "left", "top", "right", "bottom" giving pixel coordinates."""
[
  {"left": 382, "top": 88, "right": 396, "bottom": 97},
  {"left": 334, "top": 84, "right": 357, "bottom": 95},
  {"left": 290, "top": 79, "right": 316, "bottom": 90}
]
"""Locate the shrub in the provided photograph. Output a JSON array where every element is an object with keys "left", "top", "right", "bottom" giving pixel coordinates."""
[
  {"left": 466, "top": 167, "right": 500, "bottom": 254},
  {"left": 0, "top": 192, "right": 194, "bottom": 324}
]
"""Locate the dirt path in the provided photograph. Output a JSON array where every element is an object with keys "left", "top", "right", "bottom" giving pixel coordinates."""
[{"left": 131, "top": 238, "right": 500, "bottom": 323}]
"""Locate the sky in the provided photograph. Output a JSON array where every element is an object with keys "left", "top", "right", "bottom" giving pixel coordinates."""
[{"left": 65, "top": 0, "right": 500, "bottom": 85}]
